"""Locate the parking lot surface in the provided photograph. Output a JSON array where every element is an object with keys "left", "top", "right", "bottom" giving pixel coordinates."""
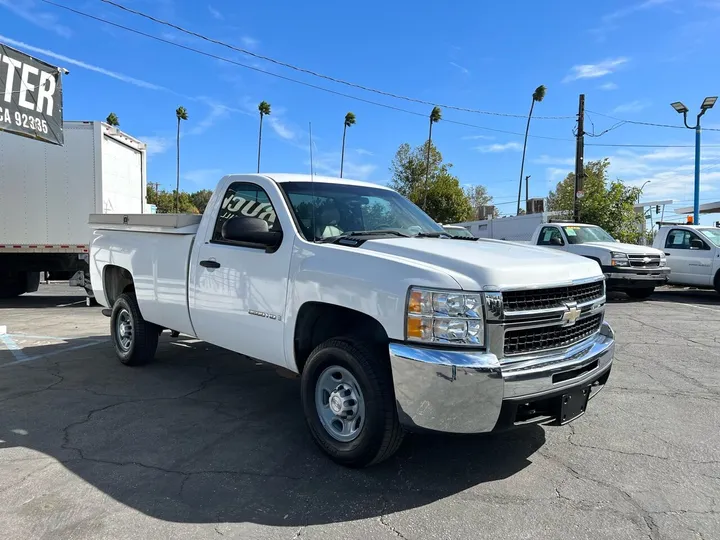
[{"left": 1, "top": 284, "right": 718, "bottom": 539}]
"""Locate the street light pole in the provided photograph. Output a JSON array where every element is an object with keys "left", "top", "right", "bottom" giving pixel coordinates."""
[{"left": 670, "top": 97, "right": 717, "bottom": 225}]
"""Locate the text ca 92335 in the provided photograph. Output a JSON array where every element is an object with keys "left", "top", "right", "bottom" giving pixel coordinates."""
[{"left": 0, "top": 106, "right": 49, "bottom": 135}]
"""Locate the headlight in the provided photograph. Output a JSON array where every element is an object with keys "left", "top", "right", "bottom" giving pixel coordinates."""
[
  {"left": 406, "top": 287, "right": 484, "bottom": 346},
  {"left": 660, "top": 255, "right": 667, "bottom": 266},
  {"left": 610, "top": 252, "right": 629, "bottom": 267}
]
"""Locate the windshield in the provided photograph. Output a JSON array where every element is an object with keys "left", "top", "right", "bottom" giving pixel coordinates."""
[
  {"left": 443, "top": 226, "right": 474, "bottom": 238},
  {"left": 562, "top": 225, "right": 616, "bottom": 244},
  {"left": 699, "top": 228, "right": 720, "bottom": 246},
  {"left": 278, "top": 181, "right": 446, "bottom": 241}
]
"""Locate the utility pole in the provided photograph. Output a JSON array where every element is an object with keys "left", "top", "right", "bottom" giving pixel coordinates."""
[
  {"left": 525, "top": 175, "right": 530, "bottom": 213},
  {"left": 574, "top": 94, "right": 585, "bottom": 223}
]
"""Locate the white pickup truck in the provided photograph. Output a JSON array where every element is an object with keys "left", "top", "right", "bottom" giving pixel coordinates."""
[
  {"left": 652, "top": 223, "right": 720, "bottom": 292},
  {"left": 528, "top": 223, "right": 670, "bottom": 299},
  {"left": 89, "top": 173, "right": 615, "bottom": 467}
]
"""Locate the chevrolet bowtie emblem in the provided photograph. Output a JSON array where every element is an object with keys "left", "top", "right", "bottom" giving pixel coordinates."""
[
  {"left": 643, "top": 257, "right": 651, "bottom": 264},
  {"left": 561, "top": 301, "right": 581, "bottom": 327}
]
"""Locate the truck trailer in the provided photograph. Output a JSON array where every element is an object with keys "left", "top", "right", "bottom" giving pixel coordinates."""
[{"left": 0, "top": 121, "right": 147, "bottom": 299}]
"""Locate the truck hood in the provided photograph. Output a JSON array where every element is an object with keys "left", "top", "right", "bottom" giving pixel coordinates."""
[
  {"left": 577, "top": 242, "right": 664, "bottom": 255},
  {"left": 359, "top": 238, "right": 603, "bottom": 291}
]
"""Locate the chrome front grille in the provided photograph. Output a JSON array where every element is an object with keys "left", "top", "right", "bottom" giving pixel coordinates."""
[
  {"left": 502, "top": 281, "right": 604, "bottom": 312},
  {"left": 628, "top": 254, "right": 661, "bottom": 268},
  {"left": 504, "top": 314, "right": 603, "bottom": 356},
  {"left": 486, "top": 278, "right": 606, "bottom": 361}
]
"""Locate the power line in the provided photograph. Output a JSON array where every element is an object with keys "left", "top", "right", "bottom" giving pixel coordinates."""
[
  {"left": 586, "top": 109, "right": 720, "bottom": 132},
  {"left": 93, "top": 0, "right": 575, "bottom": 120},
  {"left": 586, "top": 143, "right": 720, "bottom": 148},
  {"left": 39, "top": 0, "right": 575, "bottom": 142}
]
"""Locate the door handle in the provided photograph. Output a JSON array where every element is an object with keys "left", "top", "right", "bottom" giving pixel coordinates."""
[
  {"left": 664, "top": 253, "right": 670, "bottom": 256},
  {"left": 199, "top": 260, "right": 221, "bottom": 269}
]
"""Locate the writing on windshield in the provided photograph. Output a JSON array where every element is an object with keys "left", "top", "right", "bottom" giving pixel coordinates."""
[
  {"left": 279, "top": 181, "right": 445, "bottom": 242},
  {"left": 562, "top": 225, "right": 615, "bottom": 244}
]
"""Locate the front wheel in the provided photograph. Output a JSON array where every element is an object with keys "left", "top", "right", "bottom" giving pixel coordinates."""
[
  {"left": 110, "top": 293, "right": 159, "bottom": 366},
  {"left": 300, "top": 338, "right": 404, "bottom": 468},
  {"left": 626, "top": 287, "right": 655, "bottom": 300}
]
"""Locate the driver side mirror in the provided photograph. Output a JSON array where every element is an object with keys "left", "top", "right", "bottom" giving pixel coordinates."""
[
  {"left": 550, "top": 237, "right": 564, "bottom": 246},
  {"left": 690, "top": 238, "right": 704, "bottom": 250},
  {"left": 222, "top": 217, "right": 282, "bottom": 251}
]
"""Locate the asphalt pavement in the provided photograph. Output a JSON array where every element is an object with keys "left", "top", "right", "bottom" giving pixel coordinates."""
[{"left": 0, "top": 284, "right": 718, "bottom": 539}]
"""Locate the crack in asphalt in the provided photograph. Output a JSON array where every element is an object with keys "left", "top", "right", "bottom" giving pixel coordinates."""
[
  {"left": 378, "top": 494, "right": 410, "bottom": 539},
  {"left": 0, "top": 370, "right": 64, "bottom": 404}
]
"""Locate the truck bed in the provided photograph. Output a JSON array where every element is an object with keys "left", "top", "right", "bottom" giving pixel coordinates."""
[{"left": 89, "top": 215, "right": 199, "bottom": 336}]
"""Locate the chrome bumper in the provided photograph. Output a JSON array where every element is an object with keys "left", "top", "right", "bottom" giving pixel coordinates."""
[{"left": 389, "top": 321, "right": 615, "bottom": 434}]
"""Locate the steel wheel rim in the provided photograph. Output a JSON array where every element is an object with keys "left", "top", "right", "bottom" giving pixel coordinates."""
[
  {"left": 116, "top": 308, "right": 133, "bottom": 351},
  {"left": 315, "top": 365, "right": 366, "bottom": 443}
]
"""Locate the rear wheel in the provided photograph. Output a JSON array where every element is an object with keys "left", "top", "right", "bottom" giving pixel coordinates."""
[
  {"left": 300, "top": 338, "right": 404, "bottom": 468},
  {"left": 110, "top": 293, "right": 159, "bottom": 366},
  {"left": 714, "top": 271, "right": 720, "bottom": 294},
  {"left": 626, "top": 287, "right": 655, "bottom": 300}
]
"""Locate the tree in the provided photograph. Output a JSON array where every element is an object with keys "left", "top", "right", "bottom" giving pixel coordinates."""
[
  {"left": 257, "top": 101, "right": 271, "bottom": 173},
  {"left": 423, "top": 106, "right": 442, "bottom": 210},
  {"left": 175, "top": 106, "right": 189, "bottom": 213},
  {"left": 547, "top": 158, "right": 644, "bottom": 243},
  {"left": 340, "top": 112, "right": 356, "bottom": 178},
  {"left": 464, "top": 184, "right": 498, "bottom": 219},
  {"left": 146, "top": 185, "right": 198, "bottom": 214},
  {"left": 106, "top": 112, "right": 119, "bottom": 126},
  {"left": 390, "top": 141, "right": 472, "bottom": 223},
  {"left": 517, "top": 85, "right": 546, "bottom": 215},
  {"left": 190, "top": 189, "right": 213, "bottom": 214}
]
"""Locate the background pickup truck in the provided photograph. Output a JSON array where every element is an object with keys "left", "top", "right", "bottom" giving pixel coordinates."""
[
  {"left": 652, "top": 223, "right": 720, "bottom": 292},
  {"left": 529, "top": 222, "right": 670, "bottom": 299},
  {"left": 89, "top": 173, "right": 615, "bottom": 467}
]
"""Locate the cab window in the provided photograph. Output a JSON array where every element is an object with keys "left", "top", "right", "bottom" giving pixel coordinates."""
[
  {"left": 211, "top": 182, "right": 280, "bottom": 244},
  {"left": 665, "top": 229, "right": 707, "bottom": 250},
  {"left": 538, "top": 227, "right": 564, "bottom": 246}
]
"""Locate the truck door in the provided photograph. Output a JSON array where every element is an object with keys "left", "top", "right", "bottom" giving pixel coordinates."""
[
  {"left": 188, "top": 179, "right": 292, "bottom": 367},
  {"left": 663, "top": 228, "right": 713, "bottom": 286}
]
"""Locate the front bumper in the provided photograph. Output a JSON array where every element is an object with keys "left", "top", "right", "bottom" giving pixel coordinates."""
[
  {"left": 602, "top": 265, "right": 670, "bottom": 289},
  {"left": 389, "top": 321, "right": 615, "bottom": 434}
]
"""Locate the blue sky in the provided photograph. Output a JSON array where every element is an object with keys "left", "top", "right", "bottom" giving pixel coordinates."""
[{"left": 2, "top": 0, "right": 720, "bottom": 224}]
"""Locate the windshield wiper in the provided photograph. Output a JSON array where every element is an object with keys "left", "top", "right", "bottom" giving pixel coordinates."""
[
  {"left": 415, "top": 231, "right": 451, "bottom": 238},
  {"left": 317, "top": 230, "right": 411, "bottom": 243}
]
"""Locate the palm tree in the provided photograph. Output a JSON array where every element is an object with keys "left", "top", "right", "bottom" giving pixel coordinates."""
[
  {"left": 517, "top": 85, "right": 546, "bottom": 215},
  {"left": 175, "top": 106, "right": 188, "bottom": 213},
  {"left": 423, "top": 106, "right": 442, "bottom": 210},
  {"left": 106, "top": 112, "right": 119, "bottom": 127},
  {"left": 340, "top": 112, "right": 356, "bottom": 178},
  {"left": 257, "top": 101, "right": 271, "bottom": 173}
]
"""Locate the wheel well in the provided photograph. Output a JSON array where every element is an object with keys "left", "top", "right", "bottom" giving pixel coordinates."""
[
  {"left": 103, "top": 265, "right": 135, "bottom": 306},
  {"left": 293, "top": 302, "right": 389, "bottom": 373}
]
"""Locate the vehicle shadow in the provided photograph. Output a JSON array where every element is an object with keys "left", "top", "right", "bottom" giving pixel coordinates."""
[
  {"left": 0, "top": 294, "right": 90, "bottom": 309},
  {"left": 0, "top": 335, "right": 546, "bottom": 527},
  {"left": 648, "top": 287, "right": 719, "bottom": 306}
]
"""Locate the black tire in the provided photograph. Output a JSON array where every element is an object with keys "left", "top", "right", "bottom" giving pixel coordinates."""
[
  {"left": 626, "top": 287, "right": 655, "bottom": 300},
  {"left": 714, "top": 272, "right": 720, "bottom": 294},
  {"left": 110, "top": 292, "right": 159, "bottom": 366},
  {"left": 300, "top": 338, "right": 404, "bottom": 468},
  {"left": 0, "top": 272, "right": 26, "bottom": 299}
]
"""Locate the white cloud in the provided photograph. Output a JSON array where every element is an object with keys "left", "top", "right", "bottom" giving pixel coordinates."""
[
  {"left": 611, "top": 100, "right": 650, "bottom": 114},
  {"left": 476, "top": 142, "right": 522, "bottom": 153},
  {"left": 562, "top": 57, "right": 629, "bottom": 82},
  {"left": 355, "top": 148, "right": 374, "bottom": 156},
  {"left": 449, "top": 62, "right": 470, "bottom": 75},
  {"left": 462, "top": 134, "right": 495, "bottom": 141},
  {"left": 546, "top": 167, "right": 569, "bottom": 184},
  {"left": 0, "top": 0, "right": 72, "bottom": 38},
  {"left": 208, "top": 5, "right": 223, "bottom": 20},
  {"left": 183, "top": 168, "right": 223, "bottom": 185},
  {"left": 602, "top": 0, "right": 673, "bottom": 23},
  {"left": 267, "top": 116, "right": 295, "bottom": 140},
  {"left": 0, "top": 35, "right": 165, "bottom": 91},
  {"left": 138, "top": 136, "right": 171, "bottom": 156},
  {"left": 534, "top": 155, "right": 575, "bottom": 166},
  {"left": 187, "top": 101, "right": 234, "bottom": 136},
  {"left": 311, "top": 152, "right": 377, "bottom": 181},
  {"left": 600, "top": 82, "right": 618, "bottom": 90},
  {"left": 241, "top": 36, "right": 259, "bottom": 49}
]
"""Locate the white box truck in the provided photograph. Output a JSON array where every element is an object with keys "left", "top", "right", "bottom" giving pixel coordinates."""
[{"left": 0, "top": 121, "right": 147, "bottom": 299}]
